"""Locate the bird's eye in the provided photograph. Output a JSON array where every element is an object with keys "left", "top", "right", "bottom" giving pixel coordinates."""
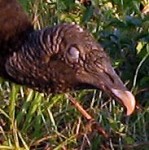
[{"left": 67, "top": 46, "right": 80, "bottom": 63}]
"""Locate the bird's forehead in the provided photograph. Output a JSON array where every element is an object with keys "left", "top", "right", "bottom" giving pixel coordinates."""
[
  {"left": 64, "top": 34, "right": 99, "bottom": 53},
  {"left": 62, "top": 24, "right": 92, "bottom": 41},
  {"left": 58, "top": 24, "right": 103, "bottom": 55}
]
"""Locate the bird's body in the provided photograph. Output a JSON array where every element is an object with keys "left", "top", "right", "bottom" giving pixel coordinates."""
[
  {"left": 0, "top": 0, "right": 33, "bottom": 81},
  {"left": 0, "top": 0, "right": 136, "bottom": 115}
]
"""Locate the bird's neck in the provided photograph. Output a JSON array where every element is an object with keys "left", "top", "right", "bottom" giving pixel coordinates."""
[{"left": 0, "top": 0, "right": 33, "bottom": 54}]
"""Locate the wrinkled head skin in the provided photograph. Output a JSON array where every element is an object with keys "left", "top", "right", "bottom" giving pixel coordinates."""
[{"left": 48, "top": 24, "right": 136, "bottom": 116}]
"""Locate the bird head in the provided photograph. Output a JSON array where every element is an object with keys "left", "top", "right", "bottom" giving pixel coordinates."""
[{"left": 45, "top": 24, "right": 136, "bottom": 116}]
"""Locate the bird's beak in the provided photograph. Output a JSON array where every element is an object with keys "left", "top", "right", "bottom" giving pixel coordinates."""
[
  {"left": 77, "top": 58, "right": 136, "bottom": 116},
  {"left": 96, "top": 66, "right": 136, "bottom": 116},
  {"left": 102, "top": 65, "right": 136, "bottom": 116},
  {"left": 95, "top": 66, "right": 136, "bottom": 115},
  {"left": 111, "top": 88, "right": 136, "bottom": 115}
]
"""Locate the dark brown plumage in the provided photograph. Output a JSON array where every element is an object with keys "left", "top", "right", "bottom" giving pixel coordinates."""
[{"left": 0, "top": 0, "right": 136, "bottom": 115}]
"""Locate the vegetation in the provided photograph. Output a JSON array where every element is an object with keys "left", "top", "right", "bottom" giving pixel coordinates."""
[{"left": 0, "top": 0, "right": 149, "bottom": 149}]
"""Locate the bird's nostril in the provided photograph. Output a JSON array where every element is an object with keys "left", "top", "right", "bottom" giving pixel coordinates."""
[{"left": 105, "top": 72, "right": 115, "bottom": 84}]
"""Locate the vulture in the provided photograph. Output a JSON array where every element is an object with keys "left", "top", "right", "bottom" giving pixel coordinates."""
[{"left": 0, "top": 0, "right": 136, "bottom": 116}]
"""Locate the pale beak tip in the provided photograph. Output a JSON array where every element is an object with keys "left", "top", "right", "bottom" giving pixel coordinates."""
[
  {"left": 125, "top": 91, "right": 136, "bottom": 116},
  {"left": 111, "top": 89, "right": 136, "bottom": 116}
]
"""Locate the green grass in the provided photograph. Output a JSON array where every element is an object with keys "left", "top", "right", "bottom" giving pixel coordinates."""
[{"left": 0, "top": 0, "right": 149, "bottom": 149}]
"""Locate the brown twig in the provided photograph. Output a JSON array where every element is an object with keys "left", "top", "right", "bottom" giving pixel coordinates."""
[{"left": 65, "top": 94, "right": 109, "bottom": 138}]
